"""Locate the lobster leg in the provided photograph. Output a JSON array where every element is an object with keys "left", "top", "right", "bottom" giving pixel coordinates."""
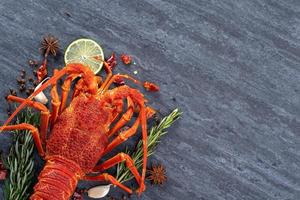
[
  {"left": 50, "top": 69, "right": 61, "bottom": 126},
  {"left": 93, "top": 153, "right": 142, "bottom": 186},
  {"left": 107, "top": 97, "right": 134, "bottom": 138},
  {"left": 103, "top": 118, "right": 140, "bottom": 155},
  {"left": 60, "top": 74, "right": 81, "bottom": 112},
  {"left": 100, "top": 86, "right": 150, "bottom": 194},
  {"left": 98, "top": 74, "right": 141, "bottom": 95},
  {"left": 6, "top": 95, "right": 50, "bottom": 145},
  {"left": 84, "top": 173, "right": 132, "bottom": 194},
  {"left": 98, "top": 61, "right": 113, "bottom": 92},
  {"left": 0, "top": 123, "right": 45, "bottom": 157},
  {"left": 2, "top": 63, "right": 98, "bottom": 129}
]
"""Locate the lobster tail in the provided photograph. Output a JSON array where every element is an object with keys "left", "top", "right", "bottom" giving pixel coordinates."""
[{"left": 30, "top": 156, "right": 84, "bottom": 200}]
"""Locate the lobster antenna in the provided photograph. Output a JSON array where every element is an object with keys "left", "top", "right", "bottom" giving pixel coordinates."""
[{"left": 0, "top": 68, "right": 67, "bottom": 132}]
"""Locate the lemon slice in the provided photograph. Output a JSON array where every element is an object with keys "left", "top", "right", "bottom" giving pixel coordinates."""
[{"left": 64, "top": 38, "right": 104, "bottom": 74}]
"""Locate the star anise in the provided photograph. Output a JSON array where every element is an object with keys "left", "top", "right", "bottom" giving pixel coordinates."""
[
  {"left": 40, "top": 35, "right": 59, "bottom": 56},
  {"left": 37, "top": 35, "right": 59, "bottom": 82},
  {"left": 147, "top": 163, "right": 167, "bottom": 185}
]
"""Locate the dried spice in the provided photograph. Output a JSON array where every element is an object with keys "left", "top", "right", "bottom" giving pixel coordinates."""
[
  {"left": 120, "top": 54, "right": 132, "bottom": 65},
  {"left": 40, "top": 35, "right": 59, "bottom": 56},
  {"left": 33, "top": 81, "right": 38, "bottom": 87},
  {"left": 147, "top": 164, "right": 167, "bottom": 185},
  {"left": 26, "top": 90, "right": 32, "bottom": 97},
  {"left": 114, "top": 76, "right": 125, "bottom": 86},
  {"left": 0, "top": 157, "right": 7, "bottom": 180},
  {"left": 9, "top": 88, "right": 17, "bottom": 96},
  {"left": 6, "top": 108, "right": 12, "bottom": 116},
  {"left": 28, "top": 77, "right": 34, "bottom": 82},
  {"left": 143, "top": 81, "right": 160, "bottom": 92},
  {"left": 28, "top": 87, "right": 35, "bottom": 94},
  {"left": 71, "top": 188, "right": 86, "bottom": 200},
  {"left": 107, "top": 195, "right": 117, "bottom": 200},
  {"left": 19, "top": 84, "right": 26, "bottom": 92},
  {"left": 28, "top": 59, "right": 38, "bottom": 67},
  {"left": 20, "top": 70, "right": 26, "bottom": 78},
  {"left": 121, "top": 194, "right": 131, "bottom": 200},
  {"left": 106, "top": 52, "right": 117, "bottom": 71},
  {"left": 37, "top": 65, "right": 47, "bottom": 82},
  {"left": 38, "top": 35, "right": 59, "bottom": 81},
  {"left": 17, "top": 78, "right": 26, "bottom": 85}
]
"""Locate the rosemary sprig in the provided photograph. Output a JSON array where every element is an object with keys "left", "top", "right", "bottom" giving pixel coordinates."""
[
  {"left": 3, "top": 108, "right": 39, "bottom": 200},
  {"left": 116, "top": 108, "right": 182, "bottom": 183}
]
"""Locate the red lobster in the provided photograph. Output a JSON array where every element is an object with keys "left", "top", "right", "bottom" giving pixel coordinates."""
[{"left": 0, "top": 62, "right": 158, "bottom": 199}]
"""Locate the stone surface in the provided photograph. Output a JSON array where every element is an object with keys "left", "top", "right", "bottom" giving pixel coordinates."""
[{"left": 0, "top": 0, "right": 300, "bottom": 200}]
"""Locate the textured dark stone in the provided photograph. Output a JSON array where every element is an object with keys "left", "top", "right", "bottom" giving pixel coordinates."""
[{"left": 0, "top": 0, "right": 300, "bottom": 200}]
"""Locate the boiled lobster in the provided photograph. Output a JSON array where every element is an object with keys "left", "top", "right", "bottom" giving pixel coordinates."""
[{"left": 0, "top": 62, "right": 158, "bottom": 199}]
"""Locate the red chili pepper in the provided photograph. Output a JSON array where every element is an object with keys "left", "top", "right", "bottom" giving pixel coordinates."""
[
  {"left": 120, "top": 54, "right": 132, "bottom": 65},
  {"left": 114, "top": 76, "right": 125, "bottom": 86},
  {"left": 0, "top": 158, "right": 7, "bottom": 180},
  {"left": 143, "top": 81, "right": 160, "bottom": 92},
  {"left": 0, "top": 170, "right": 7, "bottom": 180},
  {"left": 106, "top": 52, "right": 117, "bottom": 71},
  {"left": 37, "top": 63, "right": 47, "bottom": 82}
]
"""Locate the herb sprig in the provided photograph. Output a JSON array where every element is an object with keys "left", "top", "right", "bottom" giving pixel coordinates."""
[
  {"left": 3, "top": 108, "right": 39, "bottom": 200},
  {"left": 116, "top": 108, "right": 182, "bottom": 183}
]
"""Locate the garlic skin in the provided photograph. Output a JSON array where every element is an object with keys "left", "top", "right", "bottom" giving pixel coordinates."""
[
  {"left": 34, "top": 78, "right": 49, "bottom": 104},
  {"left": 87, "top": 184, "right": 111, "bottom": 199}
]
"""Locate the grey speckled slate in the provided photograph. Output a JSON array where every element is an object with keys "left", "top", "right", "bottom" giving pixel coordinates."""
[{"left": 0, "top": 0, "right": 300, "bottom": 200}]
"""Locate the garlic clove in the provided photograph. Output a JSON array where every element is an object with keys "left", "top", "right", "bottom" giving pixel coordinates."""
[
  {"left": 87, "top": 184, "right": 111, "bottom": 199},
  {"left": 33, "top": 77, "right": 49, "bottom": 104}
]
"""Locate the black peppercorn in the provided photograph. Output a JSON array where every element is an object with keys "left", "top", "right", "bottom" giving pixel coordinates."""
[
  {"left": 9, "top": 89, "right": 17, "bottom": 96},
  {"left": 26, "top": 90, "right": 32, "bottom": 96},
  {"left": 17, "top": 78, "right": 26, "bottom": 85},
  {"left": 28, "top": 59, "right": 38, "bottom": 66},
  {"left": 19, "top": 84, "right": 26, "bottom": 92},
  {"left": 28, "top": 77, "right": 34, "bottom": 82}
]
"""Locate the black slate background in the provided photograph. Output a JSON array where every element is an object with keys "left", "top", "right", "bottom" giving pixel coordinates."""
[{"left": 0, "top": 0, "right": 300, "bottom": 200}]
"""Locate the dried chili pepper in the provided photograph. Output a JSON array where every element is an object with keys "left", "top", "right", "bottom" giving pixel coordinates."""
[
  {"left": 106, "top": 52, "right": 117, "bottom": 71},
  {"left": 37, "top": 65, "right": 47, "bottom": 82},
  {"left": 113, "top": 76, "right": 125, "bottom": 86},
  {"left": 120, "top": 54, "right": 132, "bottom": 65},
  {"left": 0, "top": 158, "right": 7, "bottom": 180},
  {"left": 143, "top": 81, "right": 160, "bottom": 92}
]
